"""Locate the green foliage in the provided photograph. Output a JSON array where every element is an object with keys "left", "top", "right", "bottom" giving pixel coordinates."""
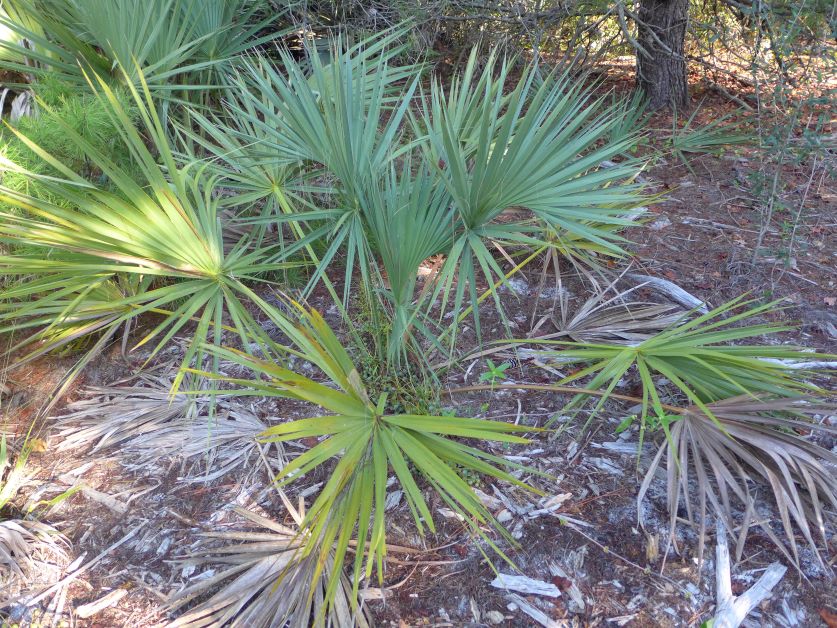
[
  {"left": 668, "top": 103, "right": 750, "bottom": 172},
  {"left": 524, "top": 296, "right": 832, "bottom": 426},
  {"left": 0, "top": 8, "right": 831, "bottom": 620},
  {"left": 0, "top": 0, "right": 285, "bottom": 101},
  {"left": 200, "top": 36, "right": 649, "bottom": 365},
  {"left": 190, "top": 303, "right": 544, "bottom": 618},
  {"left": 1, "top": 77, "right": 138, "bottom": 187},
  {"left": 416, "top": 51, "right": 647, "bottom": 341},
  {"left": 0, "top": 69, "right": 295, "bottom": 392},
  {"left": 479, "top": 359, "right": 511, "bottom": 385}
]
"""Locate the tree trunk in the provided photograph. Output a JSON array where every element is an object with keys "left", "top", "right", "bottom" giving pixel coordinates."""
[{"left": 636, "top": 0, "right": 689, "bottom": 110}]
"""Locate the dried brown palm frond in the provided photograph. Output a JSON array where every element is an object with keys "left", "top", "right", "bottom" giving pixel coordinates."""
[
  {"left": 55, "top": 376, "right": 199, "bottom": 453},
  {"left": 638, "top": 395, "right": 837, "bottom": 568},
  {"left": 0, "top": 519, "right": 68, "bottom": 598},
  {"left": 531, "top": 273, "right": 685, "bottom": 345},
  {"left": 123, "top": 410, "right": 270, "bottom": 483},
  {"left": 167, "top": 506, "right": 370, "bottom": 628},
  {"left": 550, "top": 299, "right": 683, "bottom": 345},
  {"left": 54, "top": 376, "right": 271, "bottom": 482}
]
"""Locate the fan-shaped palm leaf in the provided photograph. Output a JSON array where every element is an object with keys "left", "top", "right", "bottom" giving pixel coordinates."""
[
  {"left": 524, "top": 296, "right": 834, "bottom": 424},
  {"left": 638, "top": 395, "right": 837, "bottom": 567},
  {"left": 167, "top": 507, "right": 370, "bottom": 628},
  {"left": 0, "top": 68, "right": 296, "bottom": 392},
  {"left": 189, "top": 302, "right": 545, "bottom": 618},
  {"left": 416, "top": 50, "right": 649, "bottom": 341}
]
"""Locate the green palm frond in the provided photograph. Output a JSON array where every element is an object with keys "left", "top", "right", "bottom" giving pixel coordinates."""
[
  {"left": 189, "top": 302, "right": 544, "bottom": 618},
  {"left": 0, "top": 0, "right": 285, "bottom": 99},
  {"left": 416, "top": 50, "right": 649, "bottom": 341},
  {"left": 360, "top": 160, "right": 454, "bottom": 363},
  {"left": 523, "top": 296, "right": 833, "bottom": 424},
  {"left": 0, "top": 67, "right": 296, "bottom": 393},
  {"left": 228, "top": 32, "right": 420, "bottom": 305},
  {"left": 669, "top": 102, "right": 751, "bottom": 171}
]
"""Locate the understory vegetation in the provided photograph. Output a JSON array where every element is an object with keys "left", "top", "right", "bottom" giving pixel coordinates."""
[{"left": 0, "top": 1, "right": 834, "bottom": 626}]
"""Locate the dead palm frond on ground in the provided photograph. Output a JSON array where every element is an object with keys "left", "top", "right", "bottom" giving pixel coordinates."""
[
  {"left": 1, "top": 437, "right": 69, "bottom": 604},
  {"left": 167, "top": 506, "right": 370, "bottom": 628},
  {"left": 639, "top": 395, "right": 837, "bottom": 568},
  {"left": 55, "top": 376, "right": 272, "bottom": 482},
  {"left": 0, "top": 519, "right": 68, "bottom": 589},
  {"left": 530, "top": 275, "right": 686, "bottom": 345}
]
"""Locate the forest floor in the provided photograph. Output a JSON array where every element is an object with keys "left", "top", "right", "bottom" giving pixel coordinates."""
[{"left": 0, "top": 70, "right": 835, "bottom": 628}]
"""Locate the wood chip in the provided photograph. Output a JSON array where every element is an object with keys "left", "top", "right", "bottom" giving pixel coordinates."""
[
  {"left": 506, "top": 593, "right": 561, "bottom": 627},
  {"left": 491, "top": 573, "right": 561, "bottom": 598},
  {"left": 75, "top": 589, "right": 128, "bottom": 618}
]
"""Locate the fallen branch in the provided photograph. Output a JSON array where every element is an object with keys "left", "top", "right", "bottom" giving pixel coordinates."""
[{"left": 712, "top": 520, "right": 786, "bottom": 628}]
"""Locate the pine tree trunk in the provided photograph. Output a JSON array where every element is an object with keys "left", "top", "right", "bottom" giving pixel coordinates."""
[{"left": 636, "top": 0, "right": 689, "bottom": 110}]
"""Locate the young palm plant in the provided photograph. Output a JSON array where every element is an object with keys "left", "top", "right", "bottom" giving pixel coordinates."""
[
  {"left": 224, "top": 32, "right": 421, "bottom": 306},
  {"left": 459, "top": 296, "right": 834, "bottom": 568},
  {"left": 0, "top": 0, "right": 283, "bottom": 102},
  {"left": 0, "top": 69, "right": 295, "bottom": 393},
  {"left": 189, "top": 301, "right": 545, "bottom": 618},
  {"left": 415, "top": 50, "right": 649, "bottom": 342},
  {"left": 218, "top": 36, "right": 651, "bottom": 364}
]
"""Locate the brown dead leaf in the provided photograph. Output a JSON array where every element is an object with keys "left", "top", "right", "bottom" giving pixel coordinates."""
[
  {"left": 819, "top": 608, "right": 837, "bottom": 628},
  {"left": 29, "top": 438, "right": 48, "bottom": 453},
  {"left": 551, "top": 575, "right": 572, "bottom": 591}
]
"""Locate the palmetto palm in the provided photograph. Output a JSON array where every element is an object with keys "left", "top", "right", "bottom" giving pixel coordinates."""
[
  {"left": 0, "top": 0, "right": 282, "bottom": 100},
  {"left": 191, "top": 302, "right": 544, "bottom": 616},
  {"left": 416, "top": 51, "right": 649, "bottom": 341},
  {"left": 213, "top": 37, "right": 649, "bottom": 362},
  {"left": 526, "top": 296, "right": 830, "bottom": 424},
  {"left": 227, "top": 33, "right": 420, "bottom": 306},
  {"left": 0, "top": 69, "right": 295, "bottom": 392}
]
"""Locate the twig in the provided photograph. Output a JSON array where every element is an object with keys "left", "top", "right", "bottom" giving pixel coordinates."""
[
  {"left": 559, "top": 517, "right": 686, "bottom": 591},
  {"left": 704, "top": 79, "right": 755, "bottom": 111}
]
